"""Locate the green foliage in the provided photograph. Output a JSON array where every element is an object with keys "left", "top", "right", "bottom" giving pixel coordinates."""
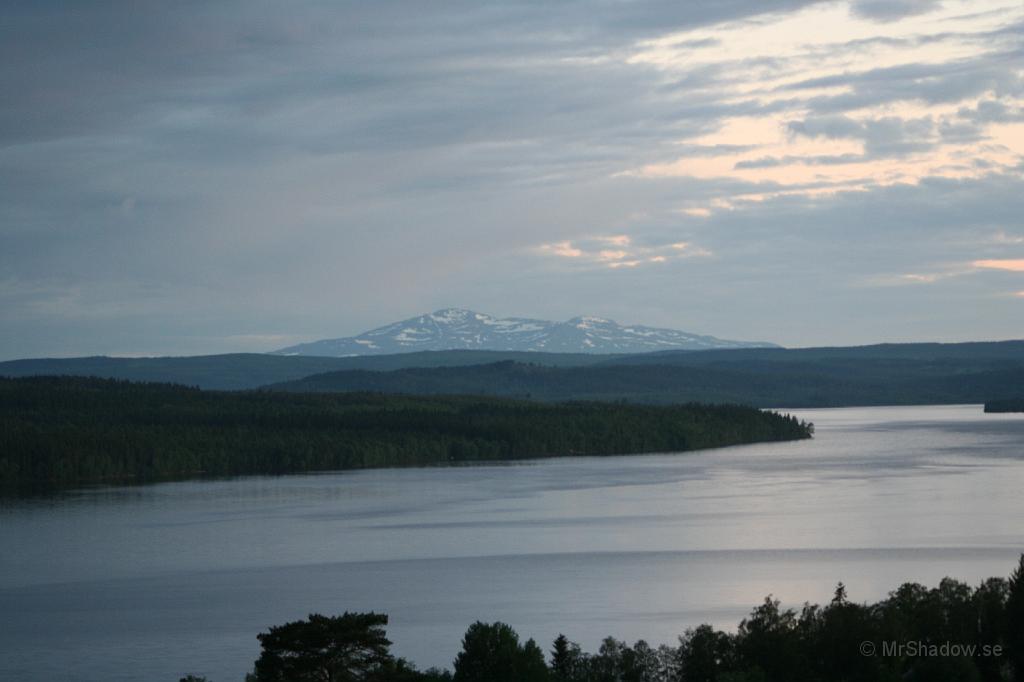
[
  {"left": 671, "top": 567, "right": 1018, "bottom": 682},
  {"left": 985, "top": 399, "right": 1024, "bottom": 413},
  {"left": 531, "top": 557, "right": 1023, "bottom": 681},
  {"left": 453, "top": 622, "right": 549, "bottom": 682},
  {"left": 250, "top": 612, "right": 450, "bottom": 682},
  {"left": 680, "top": 624, "right": 735, "bottom": 682},
  {"left": 551, "top": 634, "right": 587, "bottom": 682},
  {"left": 270, "top": 348, "right": 1024, "bottom": 407},
  {"left": 735, "top": 597, "right": 806, "bottom": 681},
  {"left": 1007, "top": 556, "right": 1024, "bottom": 680},
  {"left": 253, "top": 612, "right": 392, "bottom": 681},
  {"left": 0, "top": 351, "right": 611, "bottom": 390},
  {"left": 4, "top": 341, "right": 1024, "bottom": 402},
  {"left": 0, "top": 376, "right": 811, "bottom": 492},
  {"left": 225, "top": 556, "right": 1023, "bottom": 682}
]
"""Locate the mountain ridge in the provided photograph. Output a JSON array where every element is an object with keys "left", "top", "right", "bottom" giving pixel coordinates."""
[
  {"left": 271, "top": 308, "right": 778, "bottom": 356},
  {"left": 3, "top": 340, "right": 1023, "bottom": 397},
  {"left": 266, "top": 350, "right": 1024, "bottom": 407}
]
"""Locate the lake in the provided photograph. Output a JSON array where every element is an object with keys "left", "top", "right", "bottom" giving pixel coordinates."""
[{"left": 2, "top": 404, "right": 1023, "bottom": 680}]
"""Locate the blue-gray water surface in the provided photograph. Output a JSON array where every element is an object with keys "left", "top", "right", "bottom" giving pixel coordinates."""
[{"left": 2, "top": 404, "right": 1023, "bottom": 680}]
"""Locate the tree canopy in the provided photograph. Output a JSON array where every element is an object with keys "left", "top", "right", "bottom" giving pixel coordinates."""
[
  {"left": 253, "top": 613, "right": 393, "bottom": 682},
  {"left": 0, "top": 376, "right": 811, "bottom": 492},
  {"left": 232, "top": 556, "right": 1024, "bottom": 682}
]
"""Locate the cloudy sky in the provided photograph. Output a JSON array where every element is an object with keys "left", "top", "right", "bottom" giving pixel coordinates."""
[{"left": 2, "top": 0, "right": 1022, "bottom": 358}]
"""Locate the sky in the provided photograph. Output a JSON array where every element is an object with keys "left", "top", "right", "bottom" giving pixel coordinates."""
[{"left": 1, "top": 0, "right": 1022, "bottom": 359}]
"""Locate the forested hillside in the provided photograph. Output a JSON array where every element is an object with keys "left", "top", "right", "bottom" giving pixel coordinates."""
[
  {"left": 4, "top": 341, "right": 1023, "bottom": 404},
  {"left": 985, "top": 399, "right": 1024, "bottom": 413},
  {"left": 269, "top": 359, "right": 1024, "bottom": 407},
  {"left": 0, "top": 351, "right": 610, "bottom": 390},
  {"left": 602, "top": 340, "right": 1024, "bottom": 366},
  {"left": 0, "top": 377, "right": 811, "bottom": 492},
  {"left": 5, "top": 341, "right": 1023, "bottom": 405}
]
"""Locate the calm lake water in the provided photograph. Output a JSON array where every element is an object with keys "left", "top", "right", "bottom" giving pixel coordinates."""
[{"left": 2, "top": 404, "right": 1023, "bottom": 681}]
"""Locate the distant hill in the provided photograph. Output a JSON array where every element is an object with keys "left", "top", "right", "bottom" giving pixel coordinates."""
[
  {"left": 596, "top": 341, "right": 1024, "bottom": 366},
  {"left": 0, "top": 350, "right": 611, "bottom": 390},
  {"left": 985, "top": 399, "right": 1024, "bottom": 413},
  {"left": 268, "top": 341, "right": 1024, "bottom": 407},
  {"left": 271, "top": 308, "right": 778, "bottom": 356},
  {"left": 5, "top": 340, "right": 1024, "bottom": 404}
]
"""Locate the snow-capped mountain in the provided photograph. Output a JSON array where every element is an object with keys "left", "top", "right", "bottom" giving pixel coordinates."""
[{"left": 271, "top": 308, "right": 778, "bottom": 356}]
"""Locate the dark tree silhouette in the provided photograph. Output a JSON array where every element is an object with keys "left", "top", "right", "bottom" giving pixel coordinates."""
[
  {"left": 217, "top": 557, "right": 1024, "bottom": 682},
  {"left": 735, "top": 596, "right": 806, "bottom": 681},
  {"left": 253, "top": 612, "right": 392, "bottom": 682},
  {"left": 0, "top": 376, "right": 811, "bottom": 492},
  {"left": 1008, "top": 555, "right": 1024, "bottom": 680},
  {"left": 984, "top": 399, "right": 1024, "bottom": 413},
  {"left": 680, "top": 624, "right": 735, "bottom": 682},
  {"left": 453, "top": 622, "right": 548, "bottom": 682},
  {"left": 973, "top": 577, "right": 1009, "bottom": 681},
  {"left": 550, "top": 634, "right": 584, "bottom": 682}
]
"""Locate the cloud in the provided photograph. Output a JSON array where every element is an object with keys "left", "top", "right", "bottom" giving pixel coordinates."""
[
  {"left": 973, "top": 259, "right": 1024, "bottom": 271},
  {"left": 539, "top": 241, "right": 584, "bottom": 258},
  {"left": 621, "top": 0, "right": 1024, "bottom": 206},
  {"left": 849, "top": 0, "right": 941, "bottom": 22},
  {"left": 991, "top": 230, "right": 1024, "bottom": 244},
  {"left": 1, "top": 0, "right": 1023, "bottom": 356},
  {"left": 901, "top": 273, "right": 943, "bottom": 283},
  {"left": 787, "top": 114, "right": 938, "bottom": 158},
  {"left": 537, "top": 234, "right": 712, "bottom": 270},
  {"left": 870, "top": 264, "right": 978, "bottom": 286},
  {"left": 959, "top": 99, "right": 1024, "bottom": 124},
  {"left": 787, "top": 116, "right": 866, "bottom": 140},
  {"left": 735, "top": 153, "right": 865, "bottom": 168}
]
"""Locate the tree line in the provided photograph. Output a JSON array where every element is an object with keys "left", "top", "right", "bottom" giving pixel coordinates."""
[
  {"left": 985, "top": 400, "right": 1024, "bottom": 413},
  {"left": 0, "top": 376, "right": 811, "bottom": 492},
  {"left": 269, "top": 359, "right": 1024, "bottom": 408},
  {"left": 180, "top": 556, "right": 1024, "bottom": 681}
]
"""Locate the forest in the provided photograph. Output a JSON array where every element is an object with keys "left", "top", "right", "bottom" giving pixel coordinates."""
[
  {"left": 182, "top": 555, "right": 1024, "bottom": 681},
  {"left": 3, "top": 341, "right": 1024, "bottom": 402},
  {"left": 0, "top": 350, "right": 613, "bottom": 390},
  {"left": 986, "top": 400, "right": 1024, "bottom": 413},
  {"left": 268, "top": 358, "right": 1024, "bottom": 407},
  {"left": 0, "top": 376, "right": 811, "bottom": 492}
]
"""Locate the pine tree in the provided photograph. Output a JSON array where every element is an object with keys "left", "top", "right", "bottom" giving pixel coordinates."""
[
  {"left": 550, "top": 634, "right": 579, "bottom": 681},
  {"left": 253, "top": 612, "right": 392, "bottom": 682},
  {"left": 453, "top": 622, "right": 549, "bottom": 682},
  {"left": 1008, "top": 555, "right": 1024, "bottom": 680}
]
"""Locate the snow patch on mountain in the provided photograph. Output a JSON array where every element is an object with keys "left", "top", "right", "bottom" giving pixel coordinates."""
[{"left": 271, "top": 308, "right": 778, "bottom": 357}]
